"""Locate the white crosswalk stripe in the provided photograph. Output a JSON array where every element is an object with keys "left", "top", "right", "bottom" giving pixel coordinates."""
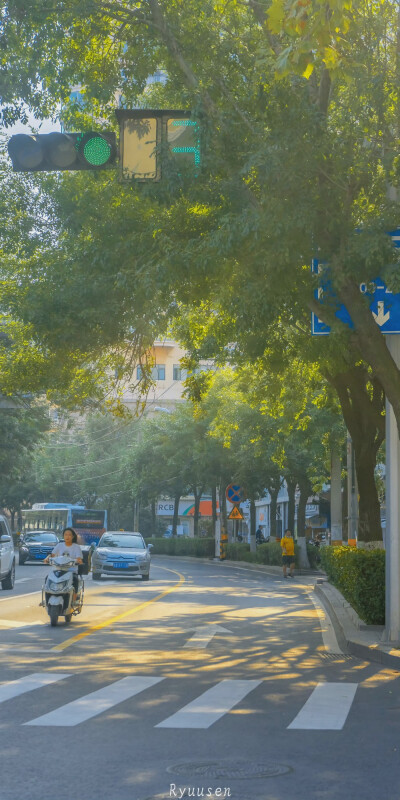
[
  {"left": 0, "top": 672, "right": 361, "bottom": 730},
  {"left": 287, "top": 682, "right": 358, "bottom": 730},
  {"left": 24, "top": 675, "right": 163, "bottom": 727},
  {"left": 0, "top": 673, "right": 71, "bottom": 703},
  {"left": 156, "top": 679, "right": 262, "bottom": 729}
]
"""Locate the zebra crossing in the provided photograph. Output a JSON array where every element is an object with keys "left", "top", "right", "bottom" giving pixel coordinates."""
[{"left": 0, "top": 671, "right": 359, "bottom": 730}]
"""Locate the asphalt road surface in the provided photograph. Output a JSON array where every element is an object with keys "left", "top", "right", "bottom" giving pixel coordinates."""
[{"left": 0, "top": 555, "right": 399, "bottom": 800}]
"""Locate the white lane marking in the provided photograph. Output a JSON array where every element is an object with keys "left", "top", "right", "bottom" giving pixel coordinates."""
[
  {"left": 287, "top": 682, "right": 358, "bottom": 730},
  {"left": 309, "top": 593, "right": 342, "bottom": 654},
  {"left": 25, "top": 675, "right": 163, "bottom": 727},
  {"left": 183, "top": 624, "right": 231, "bottom": 649},
  {"left": 15, "top": 578, "right": 36, "bottom": 584},
  {"left": 0, "top": 619, "right": 43, "bottom": 628},
  {"left": 0, "top": 673, "right": 71, "bottom": 703},
  {"left": 156, "top": 679, "right": 262, "bottom": 729}
]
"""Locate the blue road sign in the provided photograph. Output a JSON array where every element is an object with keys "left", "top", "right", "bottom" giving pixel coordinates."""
[
  {"left": 312, "top": 229, "right": 400, "bottom": 335},
  {"left": 226, "top": 484, "right": 244, "bottom": 504}
]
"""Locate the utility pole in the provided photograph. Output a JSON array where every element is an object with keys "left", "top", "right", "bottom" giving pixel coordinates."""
[{"left": 383, "top": 337, "right": 400, "bottom": 643}]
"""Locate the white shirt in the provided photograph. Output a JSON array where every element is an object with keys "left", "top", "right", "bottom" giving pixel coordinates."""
[{"left": 51, "top": 542, "right": 83, "bottom": 573}]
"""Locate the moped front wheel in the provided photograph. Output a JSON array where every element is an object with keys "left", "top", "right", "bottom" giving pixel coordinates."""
[
  {"left": 49, "top": 606, "right": 59, "bottom": 627},
  {"left": 65, "top": 613, "right": 72, "bottom": 624}
]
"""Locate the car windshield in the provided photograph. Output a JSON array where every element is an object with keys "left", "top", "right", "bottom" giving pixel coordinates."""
[
  {"left": 24, "top": 533, "right": 58, "bottom": 543},
  {"left": 99, "top": 535, "right": 145, "bottom": 549}
]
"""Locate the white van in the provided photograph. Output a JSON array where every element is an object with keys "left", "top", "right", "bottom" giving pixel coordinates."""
[{"left": 0, "top": 515, "right": 15, "bottom": 589}]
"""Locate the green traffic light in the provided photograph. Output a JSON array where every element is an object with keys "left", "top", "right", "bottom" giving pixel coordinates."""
[
  {"left": 83, "top": 136, "right": 112, "bottom": 166},
  {"left": 8, "top": 131, "right": 116, "bottom": 171}
]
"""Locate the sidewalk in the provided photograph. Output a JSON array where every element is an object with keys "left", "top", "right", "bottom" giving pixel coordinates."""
[{"left": 314, "top": 578, "right": 400, "bottom": 670}]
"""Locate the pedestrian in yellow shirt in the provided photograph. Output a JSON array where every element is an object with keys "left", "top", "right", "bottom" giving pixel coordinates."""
[{"left": 281, "top": 529, "right": 295, "bottom": 579}]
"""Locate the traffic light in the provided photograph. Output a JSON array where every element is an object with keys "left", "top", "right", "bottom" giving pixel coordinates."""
[
  {"left": 115, "top": 109, "right": 200, "bottom": 181},
  {"left": 7, "top": 131, "right": 116, "bottom": 171}
]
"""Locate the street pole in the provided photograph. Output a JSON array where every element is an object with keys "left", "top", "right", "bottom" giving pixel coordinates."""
[
  {"left": 215, "top": 515, "right": 221, "bottom": 559},
  {"left": 384, "top": 336, "right": 400, "bottom": 643}
]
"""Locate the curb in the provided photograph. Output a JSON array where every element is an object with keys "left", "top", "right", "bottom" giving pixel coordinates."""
[{"left": 314, "top": 582, "right": 400, "bottom": 670}]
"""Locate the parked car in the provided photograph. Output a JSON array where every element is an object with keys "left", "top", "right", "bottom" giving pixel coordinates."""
[
  {"left": 18, "top": 530, "right": 59, "bottom": 565},
  {"left": 91, "top": 531, "right": 152, "bottom": 580},
  {"left": 0, "top": 514, "right": 15, "bottom": 589}
]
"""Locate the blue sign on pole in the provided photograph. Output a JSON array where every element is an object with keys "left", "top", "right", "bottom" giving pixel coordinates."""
[
  {"left": 226, "top": 484, "right": 244, "bottom": 504},
  {"left": 311, "top": 229, "right": 400, "bottom": 335}
]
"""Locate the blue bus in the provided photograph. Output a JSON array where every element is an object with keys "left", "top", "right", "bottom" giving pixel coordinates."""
[{"left": 21, "top": 503, "right": 108, "bottom": 547}]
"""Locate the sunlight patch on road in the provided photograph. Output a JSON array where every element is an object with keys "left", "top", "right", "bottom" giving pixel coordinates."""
[
  {"left": 360, "top": 669, "right": 400, "bottom": 688},
  {"left": 51, "top": 568, "right": 185, "bottom": 652}
]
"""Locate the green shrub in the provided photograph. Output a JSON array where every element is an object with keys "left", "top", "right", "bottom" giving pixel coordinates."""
[
  {"left": 255, "top": 542, "right": 281, "bottom": 565},
  {"left": 319, "top": 545, "right": 385, "bottom": 625},
  {"left": 226, "top": 543, "right": 257, "bottom": 562},
  {"left": 145, "top": 536, "right": 215, "bottom": 558}
]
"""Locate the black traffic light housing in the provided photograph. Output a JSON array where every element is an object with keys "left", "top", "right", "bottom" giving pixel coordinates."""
[{"left": 8, "top": 131, "right": 117, "bottom": 171}]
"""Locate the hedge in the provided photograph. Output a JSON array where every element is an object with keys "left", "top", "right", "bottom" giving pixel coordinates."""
[
  {"left": 319, "top": 545, "right": 385, "bottom": 625},
  {"left": 148, "top": 538, "right": 300, "bottom": 567},
  {"left": 145, "top": 536, "right": 215, "bottom": 558}
]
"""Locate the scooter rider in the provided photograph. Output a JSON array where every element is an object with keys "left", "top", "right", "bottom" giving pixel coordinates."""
[{"left": 44, "top": 527, "right": 83, "bottom": 602}]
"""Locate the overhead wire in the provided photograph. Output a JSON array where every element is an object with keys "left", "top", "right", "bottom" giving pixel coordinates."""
[{"left": 44, "top": 420, "right": 139, "bottom": 448}]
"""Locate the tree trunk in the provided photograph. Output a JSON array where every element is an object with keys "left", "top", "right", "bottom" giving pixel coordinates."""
[
  {"left": 286, "top": 479, "right": 296, "bottom": 533},
  {"left": 354, "top": 442, "right": 382, "bottom": 543},
  {"left": 330, "top": 446, "right": 342, "bottom": 543},
  {"left": 269, "top": 484, "right": 279, "bottom": 539},
  {"left": 329, "top": 366, "right": 384, "bottom": 543},
  {"left": 297, "top": 478, "right": 311, "bottom": 568},
  {"left": 211, "top": 485, "right": 217, "bottom": 538},
  {"left": 219, "top": 484, "right": 228, "bottom": 543},
  {"left": 193, "top": 487, "right": 203, "bottom": 537},
  {"left": 172, "top": 492, "right": 180, "bottom": 535},
  {"left": 250, "top": 497, "right": 256, "bottom": 553}
]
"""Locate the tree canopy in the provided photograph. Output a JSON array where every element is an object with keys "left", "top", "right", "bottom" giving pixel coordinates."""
[{"left": 0, "top": 0, "right": 396, "bottom": 544}]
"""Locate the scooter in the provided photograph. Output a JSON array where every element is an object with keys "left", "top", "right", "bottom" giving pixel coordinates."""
[{"left": 40, "top": 556, "right": 84, "bottom": 626}]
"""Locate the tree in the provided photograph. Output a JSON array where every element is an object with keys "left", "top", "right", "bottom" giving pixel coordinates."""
[
  {"left": 2, "top": 1, "right": 400, "bottom": 422},
  {"left": 0, "top": 404, "right": 50, "bottom": 527},
  {"left": 0, "top": 0, "right": 397, "bottom": 544}
]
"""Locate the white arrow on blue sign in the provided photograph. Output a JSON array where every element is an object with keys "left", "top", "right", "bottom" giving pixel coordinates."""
[{"left": 311, "top": 229, "right": 400, "bottom": 335}]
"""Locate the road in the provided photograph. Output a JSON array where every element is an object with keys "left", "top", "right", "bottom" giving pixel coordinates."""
[{"left": 0, "top": 555, "right": 399, "bottom": 800}]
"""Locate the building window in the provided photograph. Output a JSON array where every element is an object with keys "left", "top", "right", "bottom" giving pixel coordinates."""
[
  {"left": 137, "top": 364, "right": 165, "bottom": 380},
  {"left": 152, "top": 364, "right": 165, "bottom": 381},
  {"left": 173, "top": 365, "right": 188, "bottom": 381}
]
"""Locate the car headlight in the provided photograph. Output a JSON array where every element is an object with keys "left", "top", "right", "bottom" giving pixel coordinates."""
[
  {"left": 135, "top": 554, "right": 147, "bottom": 562},
  {"left": 47, "top": 579, "right": 70, "bottom": 591}
]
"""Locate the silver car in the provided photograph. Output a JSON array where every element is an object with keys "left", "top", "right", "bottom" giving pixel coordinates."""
[{"left": 91, "top": 531, "right": 152, "bottom": 581}]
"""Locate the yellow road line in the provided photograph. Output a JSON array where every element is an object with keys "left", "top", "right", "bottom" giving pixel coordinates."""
[{"left": 52, "top": 568, "right": 185, "bottom": 652}]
